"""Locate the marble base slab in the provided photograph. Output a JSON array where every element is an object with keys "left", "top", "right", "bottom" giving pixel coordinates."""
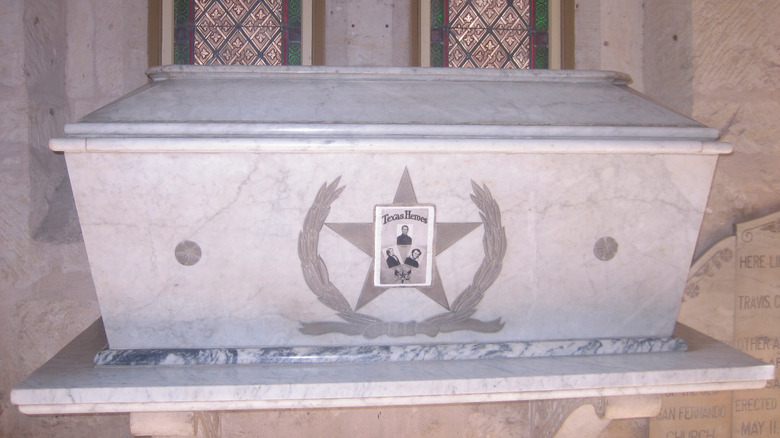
[
  {"left": 11, "top": 319, "right": 773, "bottom": 415},
  {"left": 93, "top": 336, "right": 688, "bottom": 366}
]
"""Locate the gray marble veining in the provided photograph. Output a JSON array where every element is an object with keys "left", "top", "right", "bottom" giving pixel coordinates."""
[{"left": 94, "top": 337, "right": 687, "bottom": 366}]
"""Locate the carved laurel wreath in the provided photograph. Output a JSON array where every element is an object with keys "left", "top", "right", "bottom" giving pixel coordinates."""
[{"left": 298, "top": 177, "right": 507, "bottom": 339}]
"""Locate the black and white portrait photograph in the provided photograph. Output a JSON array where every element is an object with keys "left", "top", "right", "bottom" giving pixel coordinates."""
[{"left": 374, "top": 205, "right": 435, "bottom": 287}]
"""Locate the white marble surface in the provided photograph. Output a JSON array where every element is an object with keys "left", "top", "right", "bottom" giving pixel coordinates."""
[
  {"left": 51, "top": 66, "right": 731, "bottom": 350},
  {"left": 51, "top": 137, "right": 730, "bottom": 154},
  {"left": 69, "top": 66, "right": 712, "bottom": 137},
  {"left": 63, "top": 152, "right": 720, "bottom": 349},
  {"left": 55, "top": 66, "right": 727, "bottom": 152},
  {"left": 52, "top": 66, "right": 730, "bottom": 153},
  {"left": 11, "top": 320, "right": 774, "bottom": 414}
]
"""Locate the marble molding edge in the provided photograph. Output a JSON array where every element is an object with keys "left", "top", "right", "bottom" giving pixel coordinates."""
[
  {"left": 146, "top": 65, "right": 634, "bottom": 84},
  {"left": 94, "top": 336, "right": 688, "bottom": 366},
  {"left": 50, "top": 137, "right": 730, "bottom": 155}
]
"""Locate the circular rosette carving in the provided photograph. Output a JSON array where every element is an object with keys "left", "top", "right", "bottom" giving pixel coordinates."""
[
  {"left": 175, "top": 240, "right": 202, "bottom": 266},
  {"left": 593, "top": 236, "right": 618, "bottom": 261}
]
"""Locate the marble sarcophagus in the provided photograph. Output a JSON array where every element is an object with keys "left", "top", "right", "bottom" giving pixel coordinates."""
[{"left": 52, "top": 66, "right": 731, "bottom": 364}]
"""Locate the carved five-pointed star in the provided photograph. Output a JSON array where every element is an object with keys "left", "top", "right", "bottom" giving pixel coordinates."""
[{"left": 326, "top": 169, "right": 480, "bottom": 311}]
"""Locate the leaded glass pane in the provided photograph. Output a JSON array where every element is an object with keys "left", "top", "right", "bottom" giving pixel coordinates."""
[
  {"left": 173, "top": 0, "right": 301, "bottom": 66},
  {"left": 431, "top": 0, "right": 548, "bottom": 69}
]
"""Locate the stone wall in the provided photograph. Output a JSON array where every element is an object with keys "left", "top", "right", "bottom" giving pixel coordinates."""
[
  {"left": 691, "top": 0, "right": 780, "bottom": 260},
  {"left": 323, "top": 0, "right": 415, "bottom": 66},
  {"left": 0, "top": 1, "right": 147, "bottom": 436},
  {"left": 574, "top": 0, "right": 780, "bottom": 267}
]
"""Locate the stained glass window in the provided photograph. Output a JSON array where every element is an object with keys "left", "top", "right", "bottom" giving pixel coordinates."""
[
  {"left": 173, "top": 0, "right": 301, "bottom": 66},
  {"left": 431, "top": 0, "right": 548, "bottom": 68}
]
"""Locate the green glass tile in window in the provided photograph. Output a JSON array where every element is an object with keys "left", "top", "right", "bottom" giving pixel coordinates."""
[
  {"left": 173, "top": 0, "right": 191, "bottom": 64},
  {"left": 287, "top": 41, "right": 301, "bottom": 65},
  {"left": 287, "top": 0, "right": 301, "bottom": 27},
  {"left": 534, "top": 45, "right": 548, "bottom": 69},
  {"left": 431, "top": 0, "right": 444, "bottom": 27},
  {"left": 535, "top": 0, "right": 548, "bottom": 31},
  {"left": 431, "top": 42, "right": 444, "bottom": 67}
]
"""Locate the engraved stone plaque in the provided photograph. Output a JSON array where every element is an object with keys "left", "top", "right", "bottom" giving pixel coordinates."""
[
  {"left": 732, "top": 212, "right": 780, "bottom": 437},
  {"left": 650, "top": 211, "right": 780, "bottom": 437},
  {"left": 651, "top": 392, "right": 731, "bottom": 438}
]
